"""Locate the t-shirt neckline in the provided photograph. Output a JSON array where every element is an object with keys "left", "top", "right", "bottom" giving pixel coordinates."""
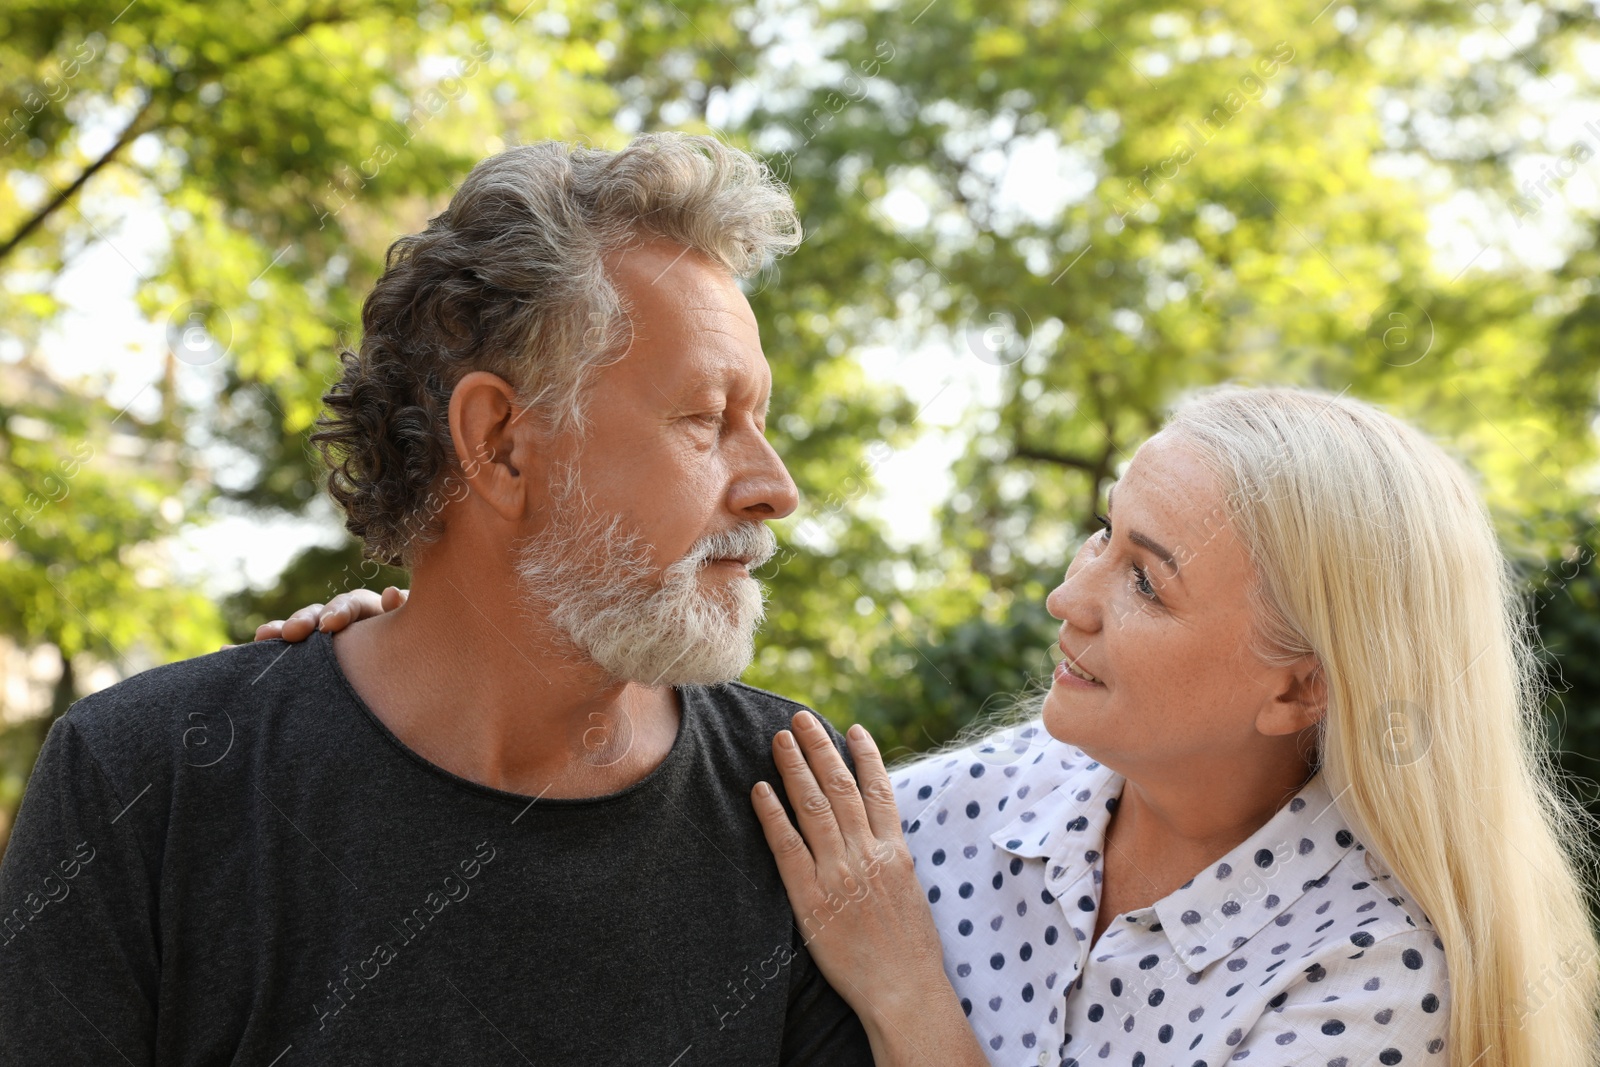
[{"left": 308, "top": 627, "right": 698, "bottom": 809}]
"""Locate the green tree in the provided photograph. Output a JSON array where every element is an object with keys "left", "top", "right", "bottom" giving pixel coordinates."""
[
  {"left": 1533, "top": 519, "right": 1600, "bottom": 836},
  {"left": 0, "top": 362, "right": 222, "bottom": 851},
  {"left": 0, "top": 1, "right": 911, "bottom": 845},
  {"left": 733, "top": 0, "right": 1600, "bottom": 750},
  {"left": 5, "top": 0, "right": 1600, "bottom": 868}
]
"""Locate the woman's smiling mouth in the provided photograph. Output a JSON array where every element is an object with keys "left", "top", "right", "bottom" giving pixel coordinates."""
[{"left": 1056, "top": 643, "right": 1104, "bottom": 687}]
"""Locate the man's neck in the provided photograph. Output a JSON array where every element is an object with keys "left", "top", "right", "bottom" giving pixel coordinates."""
[{"left": 327, "top": 571, "right": 683, "bottom": 800}]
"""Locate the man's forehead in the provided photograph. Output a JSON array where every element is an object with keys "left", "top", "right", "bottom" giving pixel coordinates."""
[
  {"left": 631, "top": 283, "right": 764, "bottom": 375},
  {"left": 613, "top": 250, "right": 758, "bottom": 335},
  {"left": 608, "top": 237, "right": 722, "bottom": 289},
  {"left": 601, "top": 237, "right": 769, "bottom": 403}
]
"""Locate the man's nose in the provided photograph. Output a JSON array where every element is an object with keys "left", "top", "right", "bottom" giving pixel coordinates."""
[{"left": 730, "top": 429, "right": 799, "bottom": 520}]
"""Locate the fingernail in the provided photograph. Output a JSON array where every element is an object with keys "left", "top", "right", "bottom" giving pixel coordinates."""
[
  {"left": 776, "top": 730, "right": 795, "bottom": 750},
  {"left": 754, "top": 781, "right": 772, "bottom": 798},
  {"left": 848, "top": 724, "right": 867, "bottom": 742}
]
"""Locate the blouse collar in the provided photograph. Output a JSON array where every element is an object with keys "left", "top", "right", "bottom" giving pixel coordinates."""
[{"left": 987, "top": 747, "right": 1359, "bottom": 973}]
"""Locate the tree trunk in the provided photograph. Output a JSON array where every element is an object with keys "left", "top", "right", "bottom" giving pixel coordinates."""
[{"left": 47, "top": 648, "right": 75, "bottom": 728}]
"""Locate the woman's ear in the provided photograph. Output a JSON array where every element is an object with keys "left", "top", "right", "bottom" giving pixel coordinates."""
[
  {"left": 1264, "top": 654, "right": 1327, "bottom": 735},
  {"left": 448, "top": 371, "right": 539, "bottom": 523}
]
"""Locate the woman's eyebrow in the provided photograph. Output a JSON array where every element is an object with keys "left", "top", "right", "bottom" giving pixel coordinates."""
[{"left": 1107, "top": 483, "right": 1183, "bottom": 581}]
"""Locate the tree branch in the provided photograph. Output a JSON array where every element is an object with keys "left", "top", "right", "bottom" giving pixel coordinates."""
[
  {"left": 1011, "top": 436, "right": 1122, "bottom": 529},
  {"left": 1010, "top": 443, "right": 1102, "bottom": 472},
  {"left": 0, "top": 5, "right": 356, "bottom": 267},
  {"left": 0, "top": 94, "right": 157, "bottom": 265}
]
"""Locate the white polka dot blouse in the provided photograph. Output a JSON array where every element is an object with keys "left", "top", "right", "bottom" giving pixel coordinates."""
[{"left": 890, "top": 721, "right": 1450, "bottom": 1067}]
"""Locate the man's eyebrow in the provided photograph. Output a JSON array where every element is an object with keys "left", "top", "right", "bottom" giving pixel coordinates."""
[
  {"left": 683, "top": 367, "right": 733, "bottom": 393},
  {"left": 661, "top": 367, "right": 772, "bottom": 423},
  {"left": 1106, "top": 483, "right": 1182, "bottom": 581}
]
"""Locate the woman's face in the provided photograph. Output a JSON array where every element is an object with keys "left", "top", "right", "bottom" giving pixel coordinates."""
[{"left": 1042, "top": 431, "right": 1315, "bottom": 777}]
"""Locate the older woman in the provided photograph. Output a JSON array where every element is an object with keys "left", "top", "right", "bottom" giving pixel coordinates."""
[{"left": 265, "top": 386, "right": 1600, "bottom": 1067}]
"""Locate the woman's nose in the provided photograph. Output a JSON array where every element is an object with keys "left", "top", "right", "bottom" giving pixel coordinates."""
[{"left": 1047, "top": 541, "right": 1103, "bottom": 630}]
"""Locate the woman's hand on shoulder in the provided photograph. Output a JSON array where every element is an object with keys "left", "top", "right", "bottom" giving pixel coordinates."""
[
  {"left": 251, "top": 586, "right": 408, "bottom": 643},
  {"left": 752, "top": 711, "right": 989, "bottom": 1066}
]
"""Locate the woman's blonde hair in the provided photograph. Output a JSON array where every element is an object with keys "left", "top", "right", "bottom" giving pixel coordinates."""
[{"left": 1162, "top": 384, "right": 1600, "bottom": 1067}]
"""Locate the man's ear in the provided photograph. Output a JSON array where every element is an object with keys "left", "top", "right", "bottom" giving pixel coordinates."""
[
  {"left": 448, "top": 371, "right": 538, "bottom": 523},
  {"left": 1263, "top": 653, "right": 1327, "bottom": 736}
]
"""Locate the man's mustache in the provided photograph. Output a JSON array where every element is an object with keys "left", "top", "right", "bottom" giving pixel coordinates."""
[{"left": 682, "top": 523, "right": 777, "bottom": 571}]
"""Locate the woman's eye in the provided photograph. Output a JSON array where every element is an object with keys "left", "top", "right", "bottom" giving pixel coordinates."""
[
  {"left": 1099, "top": 512, "right": 1159, "bottom": 602},
  {"left": 1131, "top": 564, "right": 1158, "bottom": 601}
]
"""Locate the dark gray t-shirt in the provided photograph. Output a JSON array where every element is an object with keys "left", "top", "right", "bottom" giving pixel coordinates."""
[{"left": 0, "top": 630, "right": 873, "bottom": 1066}]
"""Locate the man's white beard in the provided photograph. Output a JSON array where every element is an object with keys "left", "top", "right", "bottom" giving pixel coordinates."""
[{"left": 512, "top": 480, "right": 777, "bottom": 686}]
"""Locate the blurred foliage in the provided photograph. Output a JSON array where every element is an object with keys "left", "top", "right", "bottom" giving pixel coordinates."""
[
  {"left": 741, "top": 0, "right": 1600, "bottom": 753},
  {"left": 1534, "top": 521, "right": 1600, "bottom": 828},
  {"left": 1, "top": 0, "right": 1599, "bottom": 891},
  {"left": 0, "top": 368, "right": 225, "bottom": 851}
]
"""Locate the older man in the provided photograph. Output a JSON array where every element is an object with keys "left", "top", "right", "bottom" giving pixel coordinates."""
[{"left": 0, "top": 135, "right": 873, "bottom": 1064}]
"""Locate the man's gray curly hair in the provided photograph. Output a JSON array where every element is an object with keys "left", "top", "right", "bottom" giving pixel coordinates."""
[{"left": 311, "top": 132, "right": 802, "bottom": 567}]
